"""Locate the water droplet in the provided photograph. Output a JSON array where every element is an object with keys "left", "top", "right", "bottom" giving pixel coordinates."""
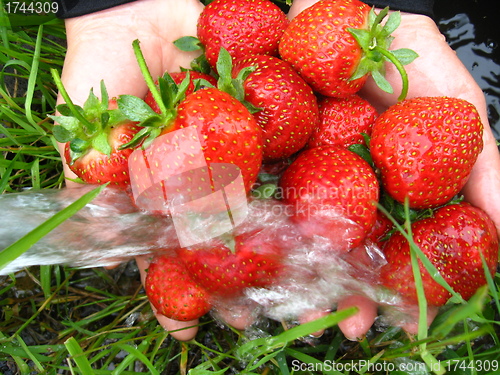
[{"left": 486, "top": 39, "right": 498, "bottom": 50}]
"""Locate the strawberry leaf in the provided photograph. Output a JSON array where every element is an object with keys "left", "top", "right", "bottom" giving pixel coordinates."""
[
  {"left": 216, "top": 48, "right": 235, "bottom": 94},
  {"left": 252, "top": 184, "right": 278, "bottom": 199},
  {"left": 172, "top": 71, "right": 191, "bottom": 104},
  {"left": 100, "top": 112, "right": 110, "bottom": 129},
  {"left": 214, "top": 48, "right": 260, "bottom": 113},
  {"left": 381, "top": 10, "right": 401, "bottom": 36},
  {"left": 100, "top": 80, "right": 109, "bottom": 111},
  {"left": 371, "top": 69, "right": 393, "bottom": 94},
  {"left": 49, "top": 115, "right": 81, "bottom": 134},
  {"left": 390, "top": 48, "right": 419, "bottom": 65},
  {"left": 52, "top": 125, "right": 73, "bottom": 143},
  {"left": 83, "top": 88, "right": 100, "bottom": 117},
  {"left": 174, "top": 36, "right": 211, "bottom": 74},
  {"left": 119, "top": 126, "right": 151, "bottom": 150},
  {"left": 142, "top": 127, "right": 162, "bottom": 150},
  {"left": 108, "top": 108, "right": 129, "bottom": 125},
  {"left": 118, "top": 95, "right": 157, "bottom": 122},
  {"left": 257, "top": 173, "right": 281, "bottom": 184},
  {"left": 174, "top": 36, "right": 203, "bottom": 52},
  {"left": 92, "top": 132, "right": 112, "bottom": 156},
  {"left": 191, "top": 53, "right": 212, "bottom": 74},
  {"left": 55, "top": 103, "right": 76, "bottom": 117},
  {"left": 140, "top": 115, "right": 166, "bottom": 128},
  {"left": 370, "top": 6, "right": 389, "bottom": 33},
  {"left": 348, "top": 28, "right": 371, "bottom": 52},
  {"left": 379, "top": 191, "right": 426, "bottom": 223},
  {"left": 193, "top": 78, "right": 216, "bottom": 91},
  {"left": 157, "top": 74, "right": 177, "bottom": 109},
  {"left": 349, "top": 58, "right": 374, "bottom": 81},
  {"left": 348, "top": 143, "right": 374, "bottom": 167},
  {"left": 69, "top": 138, "right": 89, "bottom": 154}
]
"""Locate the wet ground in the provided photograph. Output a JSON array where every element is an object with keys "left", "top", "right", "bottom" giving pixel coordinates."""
[{"left": 435, "top": 0, "right": 500, "bottom": 140}]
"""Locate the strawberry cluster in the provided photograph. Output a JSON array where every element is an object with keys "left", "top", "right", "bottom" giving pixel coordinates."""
[{"left": 52, "top": 0, "right": 498, "bottom": 328}]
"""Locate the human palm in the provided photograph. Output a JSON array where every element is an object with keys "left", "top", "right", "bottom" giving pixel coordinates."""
[
  {"left": 288, "top": 0, "right": 500, "bottom": 337},
  {"left": 361, "top": 12, "right": 500, "bottom": 234},
  {"left": 58, "top": 0, "right": 205, "bottom": 340},
  {"left": 59, "top": 0, "right": 500, "bottom": 342},
  {"left": 59, "top": 0, "right": 203, "bottom": 102},
  {"left": 290, "top": 0, "right": 500, "bottom": 232}
]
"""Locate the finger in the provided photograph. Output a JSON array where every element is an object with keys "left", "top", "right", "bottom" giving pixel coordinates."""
[
  {"left": 461, "top": 138, "right": 500, "bottom": 235},
  {"left": 59, "top": 0, "right": 203, "bottom": 104},
  {"left": 337, "top": 294, "right": 378, "bottom": 341},
  {"left": 298, "top": 309, "right": 331, "bottom": 337},
  {"left": 214, "top": 301, "right": 257, "bottom": 330},
  {"left": 135, "top": 255, "right": 200, "bottom": 341},
  {"left": 400, "top": 305, "right": 439, "bottom": 335},
  {"left": 287, "top": 0, "right": 320, "bottom": 19},
  {"left": 154, "top": 311, "right": 199, "bottom": 341}
]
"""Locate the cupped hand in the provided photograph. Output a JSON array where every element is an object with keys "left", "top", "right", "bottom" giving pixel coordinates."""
[
  {"left": 288, "top": 0, "right": 500, "bottom": 338},
  {"left": 56, "top": 0, "right": 205, "bottom": 341},
  {"left": 58, "top": 0, "right": 500, "bottom": 343},
  {"left": 359, "top": 12, "right": 500, "bottom": 235}
]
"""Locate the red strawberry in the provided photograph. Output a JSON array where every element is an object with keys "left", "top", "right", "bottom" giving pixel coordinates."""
[
  {"left": 170, "top": 87, "right": 263, "bottom": 193},
  {"left": 120, "top": 43, "right": 264, "bottom": 214},
  {"left": 144, "top": 71, "right": 217, "bottom": 114},
  {"left": 381, "top": 202, "right": 499, "bottom": 306},
  {"left": 62, "top": 120, "right": 140, "bottom": 188},
  {"left": 370, "top": 96, "right": 483, "bottom": 209},
  {"left": 145, "top": 254, "right": 212, "bottom": 321},
  {"left": 279, "top": 0, "right": 417, "bottom": 98},
  {"left": 176, "top": 230, "right": 284, "bottom": 298},
  {"left": 307, "top": 95, "right": 377, "bottom": 149},
  {"left": 232, "top": 55, "right": 319, "bottom": 162},
  {"left": 197, "top": 0, "right": 288, "bottom": 71},
  {"left": 125, "top": 87, "right": 263, "bottom": 206},
  {"left": 279, "top": 145, "right": 379, "bottom": 250},
  {"left": 51, "top": 84, "right": 142, "bottom": 188},
  {"left": 365, "top": 209, "right": 393, "bottom": 248}
]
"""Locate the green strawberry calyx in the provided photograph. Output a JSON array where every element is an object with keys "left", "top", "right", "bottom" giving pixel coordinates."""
[
  {"left": 215, "top": 48, "right": 261, "bottom": 114},
  {"left": 173, "top": 36, "right": 213, "bottom": 75},
  {"left": 116, "top": 39, "right": 189, "bottom": 150},
  {"left": 117, "top": 40, "right": 259, "bottom": 150},
  {"left": 49, "top": 69, "right": 129, "bottom": 164},
  {"left": 348, "top": 7, "right": 419, "bottom": 101},
  {"left": 174, "top": 36, "right": 261, "bottom": 114}
]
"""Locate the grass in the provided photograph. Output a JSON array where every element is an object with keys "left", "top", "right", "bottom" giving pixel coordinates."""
[{"left": 1, "top": 2, "right": 500, "bottom": 374}]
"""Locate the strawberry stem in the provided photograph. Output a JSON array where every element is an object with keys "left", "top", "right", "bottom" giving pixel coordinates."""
[
  {"left": 374, "top": 46, "right": 410, "bottom": 101},
  {"left": 349, "top": 8, "right": 417, "bottom": 101},
  {"left": 50, "top": 68, "right": 95, "bottom": 130},
  {"left": 131, "top": 39, "right": 169, "bottom": 115}
]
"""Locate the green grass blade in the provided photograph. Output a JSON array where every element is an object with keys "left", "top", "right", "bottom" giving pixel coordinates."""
[
  {"left": 430, "top": 286, "right": 488, "bottom": 339},
  {"left": 65, "top": 336, "right": 94, "bottom": 374},
  {"left": 481, "top": 251, "right": 500, "bottom": 313},
  {"left": 0, "top": 184, "right": 107, "bottom": 273},
  {"left": 14, "top": 335, "right": 44, "bottom": 372},
  {"left": 237, "top": 307, "right": 357, "bottom": 361},
  {"left": 24, "top": 24, "right": 47, "bottom": 134},
  {"left": 112, "top": 342, "right": 160, "bottom": 375},
  {"left": 0, "top": 152, "right": 20, "bottom": 193}
]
